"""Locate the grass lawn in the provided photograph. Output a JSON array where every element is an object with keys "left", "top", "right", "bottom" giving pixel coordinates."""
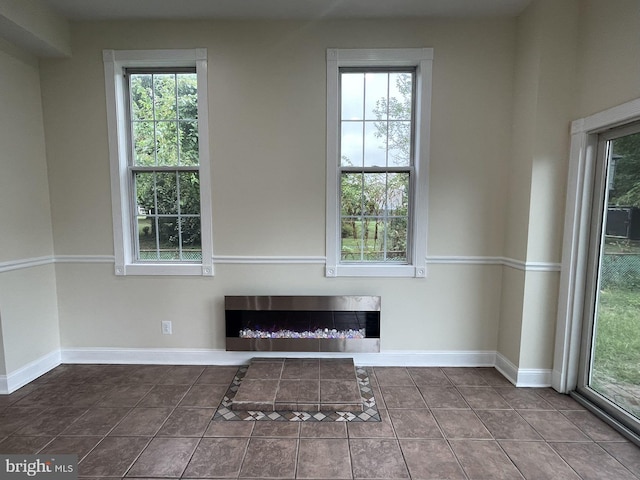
[
  {"left": 592, "top": 287, "right": 640, "bottom": 388},
  {"left": 604, "top": 237, "right": 640, "bottom": 254}
]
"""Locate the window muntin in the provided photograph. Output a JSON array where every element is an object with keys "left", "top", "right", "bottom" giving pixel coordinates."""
[
  {"left": 339, "top": 69, "right": 415, "bottom": 263},
  {"left": 127, "top": 70, "right": 202, "bottom": 262}
]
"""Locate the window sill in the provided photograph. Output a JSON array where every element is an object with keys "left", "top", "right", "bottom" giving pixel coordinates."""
[
  {"left": 326, "top": 264, "right": 426, "bottom": 278},
  {"left": 115, "top": 263, "right": 213, "bottom": 276}
]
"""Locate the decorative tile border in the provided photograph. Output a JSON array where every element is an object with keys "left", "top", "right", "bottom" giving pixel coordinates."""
[{"left": 212, "top": 366, "right": 381, "bottom": 422}]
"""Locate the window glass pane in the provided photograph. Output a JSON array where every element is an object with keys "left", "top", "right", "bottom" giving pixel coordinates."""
[
  {"left": 387, "top": 217, "right": 408, "bottom": 261},
  {"left": 388, "top": 121, "right": 411, "bottom": 166},
  {"left": 341, "top": 73, "right": 364, "bottom": 121},
  {"left": 179, "top": 172, "right": 200, "bottom": 214},
  {"left": 341, "top": 172, "right": 363, "bottom": 216},
  {"left": 158, "top": 217, "right": 180, "bottom": 260},
  {"left": 364, "top": 122, "right": 386, "bottom": 167},
  {"left": 389, "top": 73, "right": 412, "bottom": 120},
  {"left": 387, "top": 172, "right": 409, "bottom": 216},
  {"left": 137, "top": 215, "right": 158, "bottom": 261},
  {"left": 339, "top": 170, "right": 410, "bottom": 264},
  {"left": 153, "top": 73, "right": 177, "bottom": 120},
  {"left": 130, "top": 74, "right": 153, "bottom": 121},
  {"left": 177, "top": 73, "right": 198, "bottom": 120},
  {"left": 135, "top": 172, "right": 156, "bottom": 214},
  {"left": 363, "top": 173, "right": 386, "bottom": 215},
  {"left": 362, "top": 218, "right": 385, "bottom": 261},
  {"left": 365, "top": 73, "right": 388, "bottom": 121},
  {"left": 180, "top": 217, "right": 201, "bottom": 260},
  {"left": 155, "top": 172, "right": 178, "bottom": 214},
  {"left": 156, "top": 121, "right": 178, "bottom": 166},
  {"left": 179, "top": 120, "right": 199, "bottom": 166},
  {"left": 132, "top": 121, "right": 155, "bottom": 166},
  {"left": 341, "top": 121, "right": 363, "bottom": 166},
  {"left": 341, "top": 218, "right": 363, "bottom": 261}
]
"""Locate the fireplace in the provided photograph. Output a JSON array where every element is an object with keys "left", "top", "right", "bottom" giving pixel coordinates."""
[{"left": 225, "top": 295, "right": 380, "bottom": 352}]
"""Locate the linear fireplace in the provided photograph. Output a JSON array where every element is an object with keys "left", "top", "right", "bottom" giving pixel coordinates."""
[{"left": 225, "top": 295, "right": 380, "bottom": 352}]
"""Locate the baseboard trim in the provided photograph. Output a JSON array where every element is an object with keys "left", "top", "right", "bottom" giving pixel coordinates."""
[
  {"left": 495, "top": 353, "right": 552, "bottom": 387},
  {"left": 0, "top": 348, "right": 553, "bottom": 393},
  {"left": 60, "top": 348, "right": 497, "bottom": 368},
  {"left": 516, "top": 368, "right": 552, "bottom": 387},
  {"left": 495, "top": 353, "right": 518, "bottom": 385},
  {"left": 0, "top": 350, "right": 61, "bottom": 394}
]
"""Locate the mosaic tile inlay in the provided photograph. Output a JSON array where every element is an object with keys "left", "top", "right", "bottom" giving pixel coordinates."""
[{"left": 212, "top": 365, "right": 380, "bottom": 422}]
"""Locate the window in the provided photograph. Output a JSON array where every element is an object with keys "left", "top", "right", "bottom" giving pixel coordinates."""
[
  {"left": 326, "top": 49, "right": 433, "bottom": 277},
  {"left": 103, "top": 49, "right": 213, "bottom": 276}
]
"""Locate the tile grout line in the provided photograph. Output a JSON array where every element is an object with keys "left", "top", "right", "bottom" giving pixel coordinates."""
[{"left": 234, "top": 432, "right": 253, "bottom": 479}]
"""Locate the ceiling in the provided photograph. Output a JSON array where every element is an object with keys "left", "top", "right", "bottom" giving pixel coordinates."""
[{"left": 43, "top": 0, "right": 533, "bottom": 21}]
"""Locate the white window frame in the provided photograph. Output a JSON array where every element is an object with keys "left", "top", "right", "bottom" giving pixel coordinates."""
[
  {"left": 325, "top": 48, "right": 433, "bottom": 278},
  {"left": 103, "top": 49, "right": 213, "bottom": 276}
]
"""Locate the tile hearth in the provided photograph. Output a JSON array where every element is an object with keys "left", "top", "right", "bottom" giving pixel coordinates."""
[
  {"left": 213, "top": 359, "right": 380, "bottom": 422},
  {"left": 232, "top": 358, "right": 362, "bottom": 412}
]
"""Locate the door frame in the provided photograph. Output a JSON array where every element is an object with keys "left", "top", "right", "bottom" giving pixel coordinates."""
[{"left": 554, "top": 97, "right": 640, "bottom": 394}]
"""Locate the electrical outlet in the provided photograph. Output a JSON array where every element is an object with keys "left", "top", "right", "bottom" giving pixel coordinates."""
[{"left": 161, "top": 320, "right": 172, "bottom": 335}]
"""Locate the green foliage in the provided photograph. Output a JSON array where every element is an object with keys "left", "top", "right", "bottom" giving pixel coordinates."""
[
  {"left": 130, "top": 73, "right": 199, "bottom": 167},
  {"left": 609, "top": 133, "right": 640, "bottom": 207},
  {"left": 340, "top": 171, "right": 408, "bottom": 260},
  {"left": 135, "top": 172, "right": 201, "bottom": 251}
]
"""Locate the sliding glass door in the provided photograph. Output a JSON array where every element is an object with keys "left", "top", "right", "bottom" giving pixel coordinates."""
[{"left": 578, "top": 122, "right": 640, "bottom": 434}]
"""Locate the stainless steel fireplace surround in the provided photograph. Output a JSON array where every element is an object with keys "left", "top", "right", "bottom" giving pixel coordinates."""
[{"left": 225, "top": 295, "right": 380, "bottom": 352}]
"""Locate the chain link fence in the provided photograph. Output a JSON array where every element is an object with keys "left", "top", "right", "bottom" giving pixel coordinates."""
[{"left": 600, "top": 253, "right": 640, "bottom": 289}]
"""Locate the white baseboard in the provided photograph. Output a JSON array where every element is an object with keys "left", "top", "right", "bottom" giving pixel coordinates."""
[
  {"left": 0, "top": 350, "right": 61, "bottom": 394},
  {"left": 0, "top": 348, "right": 553, "bottom": 393},
  {"left": 516, "top": 368, "right": 552, "bottom": 387},
  {"left": 495, "top": 352, "right": 552, "bottom": 388},
  {"left": 367, "top": 350, "right": 496, "bottom": 367},
  {"left": 61, "top": 347, "right": 249, "bottom": 365},
  {"left": 495, "top": 352, "right": 518, "bottom": 385},
  {"left": 60, "top": 348, "right": 498, "bottom": 368}
]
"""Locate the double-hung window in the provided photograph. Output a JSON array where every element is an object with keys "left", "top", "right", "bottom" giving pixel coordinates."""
[
  {"left": 103, "top": 49, "right": 213, "bottom": 276},
  {"left": 326, "top": 49, "right": 433, "bottom": 277}
]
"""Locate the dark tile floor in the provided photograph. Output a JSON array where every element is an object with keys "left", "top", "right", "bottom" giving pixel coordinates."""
[{"left": 0, "top": 363, "right": 639, "bottom": 479}]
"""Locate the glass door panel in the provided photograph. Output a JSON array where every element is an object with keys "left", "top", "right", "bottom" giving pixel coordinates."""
[{"left": 580, "top": 125, "right": 640, "bottom": 432}]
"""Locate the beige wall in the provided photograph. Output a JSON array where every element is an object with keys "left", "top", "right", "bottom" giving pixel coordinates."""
[
  {"left": 0, "top": 0, "right": 70, "bottom": 57},
  {"left": 55, "top": 263, "right": 503, "bottom": 352},
  {"left": 0, "top": 266, "right": 60, "bottom": 372},
  {"left": 0, "top": 40, "right": 55, "bottom": 261},
  {"left": 497, "top": 0, "right": 579, "bottom": 370},
  {"left": 576, "top": 0, "right": 640, "bottom": 118},
  {"left": 0, "top": 38, "right": 60, "bottom": 375},
  {"left": 2, "top": 0, "right": 638, "bottom": 380},
  {"left": 39, "top": 18, "right": 515, "bottom": 353}
]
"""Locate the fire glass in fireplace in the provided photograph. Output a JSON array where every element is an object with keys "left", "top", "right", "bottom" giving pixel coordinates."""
[{"left": 225, "top": 295, "right": 380, "bottom": 352}]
